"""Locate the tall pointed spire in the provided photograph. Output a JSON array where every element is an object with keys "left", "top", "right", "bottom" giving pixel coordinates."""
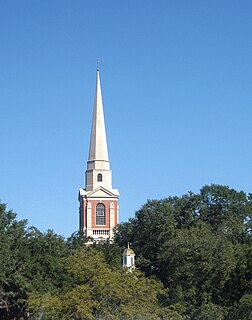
[
  {"left": 78, "top": 67, "right": 119, "bottom": 242},
  {"left": 85, "top": 67, "right": 112, "bottom": 191},
  {"left": 88, "top": 68, "right": 109, "bottom": 163}
]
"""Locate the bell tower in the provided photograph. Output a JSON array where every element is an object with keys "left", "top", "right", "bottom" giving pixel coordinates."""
[{"left": 78, "top": 68, "right": 119, "bottom": 241}]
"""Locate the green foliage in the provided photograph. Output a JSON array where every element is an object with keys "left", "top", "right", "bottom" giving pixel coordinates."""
[
  {"left": 227, "top": 294, "right": 252, "bottom": 319},
  {"left": 93, "top": 239, "right": 122, "bottom": 269},
  {"left": 0, "top": 202, "right": 69, "bottom": 318},
  {"left": 67, "top": 230, "right": 90, "bottom": 250},
  {"left": 196, "top": 302, "right": 226, "bottom": 320},
  {"left": 28, "top": 247, "right": 174, "bottom": 319},
  {"left": 25, "top": 227, "right": 69, "bottom": 293},
  {"left": 115, "top": 184, "right": 252, "bottom": 319},
  {"left": 159, "top": 223, "right": 236, "bottom": 306},
  {"left": 1, "top": 184, "right": 252, "bottom": 319},
  {"left": 0, "top": 202, "right": 29, "bottom": 319},
  {"left": 199, "top": 185, "right": 252, "bottom": 242}
]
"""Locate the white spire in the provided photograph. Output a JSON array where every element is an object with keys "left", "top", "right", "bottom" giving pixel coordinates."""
[
  {"left": 88, "top": 69, "right": 109, "bottom": 162},
  {"left": 85, "top": 68, "right": 112, "bottom": 192}
]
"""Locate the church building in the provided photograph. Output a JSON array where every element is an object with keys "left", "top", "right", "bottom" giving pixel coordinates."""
[{"left": 78, "top": 68, "right": 119, "bottom": 242}]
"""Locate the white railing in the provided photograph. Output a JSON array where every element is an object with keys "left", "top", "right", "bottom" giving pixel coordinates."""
[{"left": 93, "top": 229, "right": 110, "bottom": 236}]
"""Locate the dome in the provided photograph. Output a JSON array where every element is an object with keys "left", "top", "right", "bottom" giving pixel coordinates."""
[{"left": 123, "top": 245, "right": 134, "bottom": 255}]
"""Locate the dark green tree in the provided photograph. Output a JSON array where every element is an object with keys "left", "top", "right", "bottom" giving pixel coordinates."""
[
  {"left": 93, "top": 239, "right": 122, "bottom": 269},
  {"left": 25, "top": 227, "right": 69, "bottom": 293},
  {"left": 0, "top": 202, "right": 29, "bottom": 319},
  {"left": 114, "top": 185, "right": 252, "bottom": 318},
  {"left": 199, "top": 185, "right": 252, "bottom": 242},
  {"left": 67, "top": 230, "right": 90, "bottom": 250},
  {"left": 158, "top": 223, "right": 236, "bottom": 309},
  {"left": 227, "top": 294, "right": 252, "bottom": 319},
  {"left": 28, "top": 247, "right": 182, "bottom": 320}
]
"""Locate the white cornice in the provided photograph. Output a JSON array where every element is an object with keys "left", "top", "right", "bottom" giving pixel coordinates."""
[{"left": 79, "top": 186, "right": 119, "bottom": 198}]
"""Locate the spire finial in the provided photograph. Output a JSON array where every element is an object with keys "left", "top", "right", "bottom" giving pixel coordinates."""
[{"left": 97, "top": 58, "right": 100, "bottom": 71}]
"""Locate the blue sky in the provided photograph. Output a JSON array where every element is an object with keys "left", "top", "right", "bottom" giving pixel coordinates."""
[{"left": 1, "top": 1, "right": 251, "bottom": 237}]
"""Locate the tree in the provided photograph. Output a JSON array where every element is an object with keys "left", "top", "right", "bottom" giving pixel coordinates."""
[
  {"left": 227, "top": 294, "right": 252, "bottom": 320},
  {"left": 0, "top": 202, "right": 70, "bottom": 319},
  {"left": 67, "top": 230, "right": 90, "bottom": 250},
  {"left": 2, "top": 184, "right": 251, "bottom": 319},
  {"left": 158, "top": 223, "right": 236, "bottom": 309},
  {"left": 0, "top": 202, "right": 29, "bottom": 319},
  {"left": 92, "top": 239, "right": 122, "bottom": 269},
  {"left": 199, "top": 185, "right": 252, "bottom": 242},
  {"left": 25, "top": 227, "right": 69, "bottom": 293},
  {"left": 196, "top": 302, "right": 226, "bottom": 320},
  {"left": 114, "top": 185, "right": 252, "bottom": 318},
  {"left": 28, "top": 247, "right": 182, "bottom": 319}
]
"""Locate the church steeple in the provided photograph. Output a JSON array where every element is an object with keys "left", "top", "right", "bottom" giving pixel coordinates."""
[
  {"left": 79, "top": 67, "right": 119, "bottom": 242},
  {"left": 85, "top": 68, "right": 112, "bottom": 192},
  {"left": 88, "top": 68, "right": 109, "bottom": 164}
]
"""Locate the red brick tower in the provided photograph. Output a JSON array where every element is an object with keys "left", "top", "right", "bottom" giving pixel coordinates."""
[{"left": 78, "top": 68, "right": 119, "bottom": 241}]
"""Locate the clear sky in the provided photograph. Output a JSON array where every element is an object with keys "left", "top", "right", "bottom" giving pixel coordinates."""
[{"left": 1, "top": 0, "right": 251, "bottom": 237}]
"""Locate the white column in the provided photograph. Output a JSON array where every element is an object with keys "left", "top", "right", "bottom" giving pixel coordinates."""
[
  {"left": 86, "top": 202, "right": 93, "bottom": 238},
  {"left": 109, "top": 202, "right": 115, "bottom": 238}
]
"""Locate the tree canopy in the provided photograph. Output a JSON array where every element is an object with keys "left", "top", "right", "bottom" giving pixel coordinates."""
[
  {"left": 0, "top": 184, "right": 251, "bottom": 319},
  {"left": 114, "top": 184, "right": 252, "bottom": 319},
  {"left": 28, "top": 247, "right": 181, "bottom": 320}
]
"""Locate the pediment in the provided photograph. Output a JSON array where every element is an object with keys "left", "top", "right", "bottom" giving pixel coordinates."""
[{"left": 86, "top": 186, "right": 119, "bottom": 198}]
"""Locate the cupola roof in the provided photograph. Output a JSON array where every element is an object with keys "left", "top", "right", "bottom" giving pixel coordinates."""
[{"left": 123, "top": 243, "right": 134, "bottom": 255}]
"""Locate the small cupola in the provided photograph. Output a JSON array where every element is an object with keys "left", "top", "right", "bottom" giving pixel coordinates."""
[{"left": 122, "top": 243, "right": 135, "bottom": 269}]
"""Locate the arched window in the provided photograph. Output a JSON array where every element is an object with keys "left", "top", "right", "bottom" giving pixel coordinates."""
[
  {"left": 97, "top": 173, "right": 102, "bottom": 182},
  {"left": 96, "top": 203, "right": 106, "bottom": 225}
]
